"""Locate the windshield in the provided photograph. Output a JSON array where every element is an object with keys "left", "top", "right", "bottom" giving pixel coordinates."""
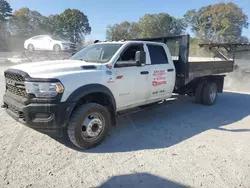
[{"left": 70, "top": 43, "right": 122, "bottom": 63}]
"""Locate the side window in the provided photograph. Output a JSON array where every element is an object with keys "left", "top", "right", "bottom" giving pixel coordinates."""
[
  {"left": 147, "top": 44, "right": 168, "bottom": 65},
  {"left": 115, "top": 44, "right": 144, "bottom": 68},
  {"left": 120, "top": 44, "right": 144, "bottom": 62},
  {"left": 32, "top": 36, "right": 44, "bottom": 40}
]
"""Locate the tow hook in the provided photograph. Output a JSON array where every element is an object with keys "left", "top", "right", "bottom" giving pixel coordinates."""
[{"left": 1, "top": 104, "right": 7, "bottom": 108}]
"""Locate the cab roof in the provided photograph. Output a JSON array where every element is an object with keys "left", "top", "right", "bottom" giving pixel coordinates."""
[{"left": 93, "top": 40, "right": 164, "bottom": 45}]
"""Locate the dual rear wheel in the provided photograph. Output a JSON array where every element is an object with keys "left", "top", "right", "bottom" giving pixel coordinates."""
[{"left": 195, "top": 82, "right": 218, "bottom": 105}]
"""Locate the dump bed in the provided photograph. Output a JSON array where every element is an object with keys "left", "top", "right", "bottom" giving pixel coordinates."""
[
  {"left": 174, "top": 59, "right": 234, "bottom": 83},
  {"left": 189, "top": 60, "right": 234, "bottom": 78}
]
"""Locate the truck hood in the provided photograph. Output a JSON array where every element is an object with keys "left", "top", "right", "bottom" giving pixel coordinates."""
[{"left": 10, "top": 60, "right": 103, "bottom": 78}]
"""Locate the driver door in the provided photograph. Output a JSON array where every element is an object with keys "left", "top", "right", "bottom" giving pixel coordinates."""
[{"left": 112, "top": 43, "right": 150, "bottom": 111}]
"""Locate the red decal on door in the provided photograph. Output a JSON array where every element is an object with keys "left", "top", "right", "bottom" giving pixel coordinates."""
[
  {"left": 153, "top": 70, "right": 166, "bottom": 81},
  {"left": 152, "top": 81, "right": 167, "bottom": 87},
  {"left": 116, "top": 76, "right": 123, "bottom": 79},
  {"left": 106, "top": 65, "right": 112, "bottom": 70},
  {"left": 153, "top": 70, "right": 166, "bottom": 77},
  {"left": 152, "top": 70, "right": 167, "bottom": 86}
]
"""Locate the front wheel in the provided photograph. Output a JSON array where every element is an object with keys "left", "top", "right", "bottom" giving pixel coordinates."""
[
  {"left": 67, "top": 103, "right": 111, "bottom": 149},
  {"left": 28, "top": 44, "right": 34, "bottom": 51}
]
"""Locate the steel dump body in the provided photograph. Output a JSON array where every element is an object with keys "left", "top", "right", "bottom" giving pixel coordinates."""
[{"left": 183, "top": 60, "right": 234, "bottom": 83}]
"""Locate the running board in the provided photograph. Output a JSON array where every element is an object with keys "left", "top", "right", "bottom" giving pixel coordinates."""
[{"left": 117, "top": 99, "right": 176, "bottom": 117}]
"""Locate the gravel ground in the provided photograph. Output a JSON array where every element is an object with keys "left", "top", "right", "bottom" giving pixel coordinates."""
[{"left": 0, "top": 62, "right": 250, "bottom": 188}]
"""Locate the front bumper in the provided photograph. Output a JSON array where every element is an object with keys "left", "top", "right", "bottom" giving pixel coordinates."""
[
  {"left": 3, "top": 94, "right": 75, "bottom": 137},
  {"left": 61, "top": 45, "right": 77, "bottom": 52}
]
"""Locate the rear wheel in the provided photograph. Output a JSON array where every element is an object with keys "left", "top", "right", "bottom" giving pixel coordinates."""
[
  {"left": 67, "top": 103, "right": 111, "bottom": 149},
  {"left": 202, "top": 82, "right": 218, "bottom": 105},
  {"left": 194, "top": 82, "right": 204, "bottom": 103},
  {"left": 53, "top": 44, "right": 61, "bottom": 52}
]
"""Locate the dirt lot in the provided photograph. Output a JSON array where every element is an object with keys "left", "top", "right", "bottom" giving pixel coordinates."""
[{"left": 0, "top": 61, "right": 250, "bottom": 188}]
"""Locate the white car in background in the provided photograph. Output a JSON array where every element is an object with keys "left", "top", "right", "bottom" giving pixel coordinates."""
[{"left": 24, "top": 35, "right": 77, "bottom": 52}]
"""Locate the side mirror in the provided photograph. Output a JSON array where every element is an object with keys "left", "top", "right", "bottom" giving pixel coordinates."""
[{"left": 135, "top": 51, "right": 146, "bottom": 66}]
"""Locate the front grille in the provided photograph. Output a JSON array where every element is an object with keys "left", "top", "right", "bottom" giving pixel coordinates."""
[
  {"left": 7, "top": 85, "right": 27, "bottom": 98},
  {"left": 5, "top": 71, "right": 27, "bottom": 99},
  {"left": 5, "top": 72, "right": 25, "bottom": 82}
]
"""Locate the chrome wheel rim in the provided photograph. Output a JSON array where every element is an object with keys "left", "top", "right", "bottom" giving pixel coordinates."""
[
  {"left": 81, "top": 113, "right": 105, "bottom": 140},
  {"left": 28, "top": 45, "right": 33, "bottom": 51},
  {"left": 209, "top": 85, "right": 217, "bottom": 102},
  {"left": 54, "top": 45, "right": 60, "bottom": 52}
]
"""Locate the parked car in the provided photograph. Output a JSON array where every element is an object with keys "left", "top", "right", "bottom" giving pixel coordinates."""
[
  {"left": 24, "top": 35, "right": 77, "bottom": 52},
  {"left": 3, "top": 35, "right": 234, "bottom": 149}
]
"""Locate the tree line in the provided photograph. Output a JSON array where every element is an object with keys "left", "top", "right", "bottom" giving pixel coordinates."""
[
  {"left": 0, "top": 0, "right": 91, "bottom": 51},
  {"left": 106, "top": 2, "right": 249, "bottom": 43},
  {"left": 0, "top": 0, "right": 249, "bottom": 52}
]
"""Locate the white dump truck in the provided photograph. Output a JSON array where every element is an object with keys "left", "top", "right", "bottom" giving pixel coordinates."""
[{"left": 2, "top": 35, "right": 234, "bottom": 149}]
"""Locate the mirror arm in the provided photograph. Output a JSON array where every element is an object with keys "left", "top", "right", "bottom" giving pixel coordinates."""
[{"left": 136, "top": 61, "right": 142, "bottom": 67}]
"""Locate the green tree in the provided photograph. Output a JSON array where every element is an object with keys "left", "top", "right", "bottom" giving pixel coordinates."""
[
  {"left": 138, "top": 13, "right": 186, "bottom": 38},
  {"left": 9, "top": 8, "right": 51, "bottom": 37},
  {"left": 184, "top": 2, "right": 249, "bottom": 42},
  {"left": 106, "top": 21, "right": 140, "bottom": 41},
  {"left": 0, "top": 0, "right": 12, "bottom": 51},
  {"left": 52, "top": 9, "right": 91, "bottom": 45},
  {"left": 239, "top": 36, "right": 249, "bottom": 43},
  {"left": 106, "top": 13, "right": 186, "bottom": 41},
  {"left": 0, "top": 0, "right": 12, "bottom": 22}
]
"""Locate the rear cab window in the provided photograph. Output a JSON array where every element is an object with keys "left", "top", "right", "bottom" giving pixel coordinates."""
[{"left": 147, "top": 44, "right": 168, "bottom": 65}]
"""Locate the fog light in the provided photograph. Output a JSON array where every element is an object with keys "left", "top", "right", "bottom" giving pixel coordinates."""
[{"left": 34, "top": 113, "right": 51, "bottom": 119}]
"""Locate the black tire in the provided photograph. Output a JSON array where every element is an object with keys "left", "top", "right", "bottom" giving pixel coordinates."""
[
  {"left": 28, "top": 44, "right": 34, "bottom": 51},
  {"left": 53, "top": 44, "right": 61, "bottom": 52},
  {"left": 194, "top": 82, "right": 204, "bottom": 103},
  {"left": 202, "top": 82, "right": 218, "bottom": 105},
  {"left": 67, "top": 103, "right": 111, "bottom": 149}
]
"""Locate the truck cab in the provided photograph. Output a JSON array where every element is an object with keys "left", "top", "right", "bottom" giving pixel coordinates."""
[
  {"left": 2, "top": 35, "right": 234, "bottom": 149},
  {"left": 79, "top": 41, "right": 176, "bottom": 111}
]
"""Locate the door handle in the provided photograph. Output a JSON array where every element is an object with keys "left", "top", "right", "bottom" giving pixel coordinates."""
[
  {"left": 167, "top": 69, "right": 174, "bottom": 72},
  {"left": 140, "top": 71, "right": 149, "bottom": 75}
]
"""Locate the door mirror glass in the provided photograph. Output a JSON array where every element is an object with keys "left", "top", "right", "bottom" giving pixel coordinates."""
[{"left": 135, "top": 51, "right": 146, "bottom": 66}]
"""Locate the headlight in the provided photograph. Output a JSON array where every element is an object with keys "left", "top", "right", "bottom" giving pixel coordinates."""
[{"left": 25, "top": 82, "right": 64, "bottom": 98}]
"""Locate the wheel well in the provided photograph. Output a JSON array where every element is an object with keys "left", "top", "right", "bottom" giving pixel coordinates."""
[
  {"left": 74, "top": 92, "right": 116, "bottom": 126},
  {"left": 54, "top": 44, "right": 61, "bottom": 49},
  {"left": 28, "top": 44, "right": 34, "bottom": 48}
]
